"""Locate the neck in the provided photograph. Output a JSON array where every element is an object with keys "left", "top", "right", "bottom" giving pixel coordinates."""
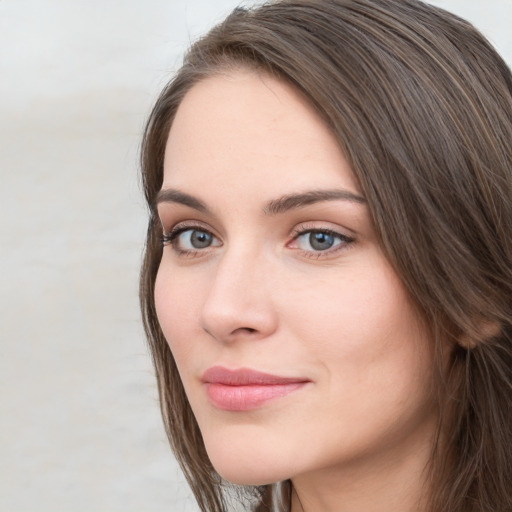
[{"left": 290, "top": 420, "right": 435, "bottom": 512}]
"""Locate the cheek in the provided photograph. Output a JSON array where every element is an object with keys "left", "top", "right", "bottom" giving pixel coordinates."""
[
  {"left": 154, "top": 263, "right": 201, "bottom": 354},
  {"left": 154, "top": 264, "right": 216, "bottom": 408},
  {"left": 281, "top": 258, "right": 432, "bottom": 387},
  {"left": 281, "top": 263, "right": 435, "bottom": 455}
]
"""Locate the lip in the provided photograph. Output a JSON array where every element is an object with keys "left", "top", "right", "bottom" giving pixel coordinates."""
[{"left": 201, "top": 366, "right": 310, "bottom": 411}]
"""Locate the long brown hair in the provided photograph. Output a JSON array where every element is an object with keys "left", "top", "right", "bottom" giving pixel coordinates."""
[{"left": 139, "top": 1, "right": 512, "bottom": 510}]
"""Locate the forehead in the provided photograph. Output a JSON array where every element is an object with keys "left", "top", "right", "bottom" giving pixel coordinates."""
[{"left": 162, "top": 70, "right": 360, "bottom": 199}]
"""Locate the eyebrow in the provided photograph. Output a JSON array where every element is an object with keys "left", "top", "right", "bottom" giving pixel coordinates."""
[
  {"left": 155, "top": 188, "right": 366, "bottom": 215},
  {"left": 155, "top": 188, "right": 209, "bottom": 213},
  {"left": 263, "top": 189, "right": 366, "bottom": 215}
]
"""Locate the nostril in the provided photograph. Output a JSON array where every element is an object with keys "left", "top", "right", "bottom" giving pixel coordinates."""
[{"left": 234, "top": 327, "right": 257, "bottom": 335}]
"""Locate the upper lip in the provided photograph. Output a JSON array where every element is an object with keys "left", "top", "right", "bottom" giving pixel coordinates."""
[{"left": 202, "top": 366, "right": 310, "bottom": 386}]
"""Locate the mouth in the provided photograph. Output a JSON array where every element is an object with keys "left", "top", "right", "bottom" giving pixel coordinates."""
[{"left": 201, "top": 366, "right": 310, "bottom": 411}]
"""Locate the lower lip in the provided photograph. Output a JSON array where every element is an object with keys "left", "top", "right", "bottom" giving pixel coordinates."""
[{"left": 205, "top": 382, "right": 306, "bottom": 411}]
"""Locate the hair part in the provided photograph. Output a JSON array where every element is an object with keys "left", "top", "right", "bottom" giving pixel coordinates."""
[{"left": 140, "top": 1, "right": 512, "bottom": 510}]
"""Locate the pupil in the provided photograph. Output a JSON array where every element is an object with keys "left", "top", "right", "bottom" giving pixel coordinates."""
[
  {"left": 191, "top": 230, "right": 212, "bottom": 248},
  {"left": 310, "top": 232, "right": 334, "bottom": 251}
]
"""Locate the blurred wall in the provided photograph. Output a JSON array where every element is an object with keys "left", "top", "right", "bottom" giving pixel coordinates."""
[{"left": 0, "top": 1, "right": 510, "bottom": 511}]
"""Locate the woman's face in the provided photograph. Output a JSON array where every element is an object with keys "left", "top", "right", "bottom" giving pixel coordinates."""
[{"left": 155, "top": 70, "right": 437, "bottom": 487}]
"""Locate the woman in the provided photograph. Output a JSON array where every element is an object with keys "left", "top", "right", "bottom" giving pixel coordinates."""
[{"left": 139, "top": 1, "right": 512, "bottom": 511}]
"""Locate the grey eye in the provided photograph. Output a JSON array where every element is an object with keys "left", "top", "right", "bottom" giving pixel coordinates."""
[
  {"left": 189, "top": 230, "right": 213, "bottom": 248},
  {"left": 295, "top": 230, "right": 341, "bottom": 252},
  {"left": 308, "top": 231, "right": 335, "bottom": 251},
  {"left": 174, "top": 228, "right": 220, "bottom": 251}
]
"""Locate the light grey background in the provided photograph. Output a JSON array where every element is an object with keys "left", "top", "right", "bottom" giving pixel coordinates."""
[{"left": 0, "top": 1, "right": 510, "bottom": 511}]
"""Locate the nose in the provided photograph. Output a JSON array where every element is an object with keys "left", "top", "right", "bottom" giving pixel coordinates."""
[{"left": 199, "top": 250, "right": 278, "bottom": 343}]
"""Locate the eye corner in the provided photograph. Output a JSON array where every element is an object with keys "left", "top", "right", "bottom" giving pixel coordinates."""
[
  {"left": 161, "top": 223, "right": 222, "bottom": 257},
  {"left": 288, "top": 224, "right": 355, "bottom": 258}
]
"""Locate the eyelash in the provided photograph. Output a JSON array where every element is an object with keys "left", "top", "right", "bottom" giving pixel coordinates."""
[
  {"left": 161, "top": 222, "right": 217, "bottom": 258},
  {"left": 161, "top": 223, "right": 355, "bottom": 259}
]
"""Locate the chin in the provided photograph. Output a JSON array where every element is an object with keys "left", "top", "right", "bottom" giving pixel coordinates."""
[{"left": 205, "top": 442, "right": 292, "bottom": 486}]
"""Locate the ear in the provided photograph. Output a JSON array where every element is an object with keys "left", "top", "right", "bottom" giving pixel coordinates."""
[{"left": 458, "top": 319, "right": 501, "bottom": 349}]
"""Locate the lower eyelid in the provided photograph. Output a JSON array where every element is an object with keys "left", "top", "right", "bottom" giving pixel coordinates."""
[
  {"left": 162, "top": 222, "right": 353, "bottom": 257},
  {"left": 164, "top": 226, "right": 222, "bottom": 254},
  {"left": 289, "top": 229, "right": 355, "bottom": 254}
]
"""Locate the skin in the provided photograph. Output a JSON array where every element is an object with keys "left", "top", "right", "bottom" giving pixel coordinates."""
[{"left": 155, "top": 70, "right": 438, "bottom": 512}]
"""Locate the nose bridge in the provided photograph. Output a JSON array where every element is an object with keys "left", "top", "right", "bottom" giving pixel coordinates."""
[{"left": 200, "top": 243, "right": 276, "bottom": 341}]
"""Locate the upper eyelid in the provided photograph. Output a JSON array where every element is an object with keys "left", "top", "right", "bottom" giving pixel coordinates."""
[
  {"left": 290, "top": 221, "right": 355, "bottom": 238},
  {"left": 161, "top": 225, "right": 221, "bottom": 253},
  {"left": 162, "top": 219, "right": 216, "bottom": 236},
  {"left": 290, "top": 228, "right": 354, "bottom": 245},
  {"left": 161, "top": 219, "right": 354, "bottom": 244}
]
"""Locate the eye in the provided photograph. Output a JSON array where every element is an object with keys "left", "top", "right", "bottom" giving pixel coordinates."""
[
  {"left": 300, "top": 231, "right": 338, "bottom": 251},
  {"left": 290, "top": 228, "right": 354, "bottom": 255},
  {"left": 162, "top": 226, "right": 221, "bottom": 253}
]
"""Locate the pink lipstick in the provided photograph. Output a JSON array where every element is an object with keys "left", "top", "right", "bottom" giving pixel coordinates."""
[{"left": 202, "top": 366, "right": 309, "bottom": 411}]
